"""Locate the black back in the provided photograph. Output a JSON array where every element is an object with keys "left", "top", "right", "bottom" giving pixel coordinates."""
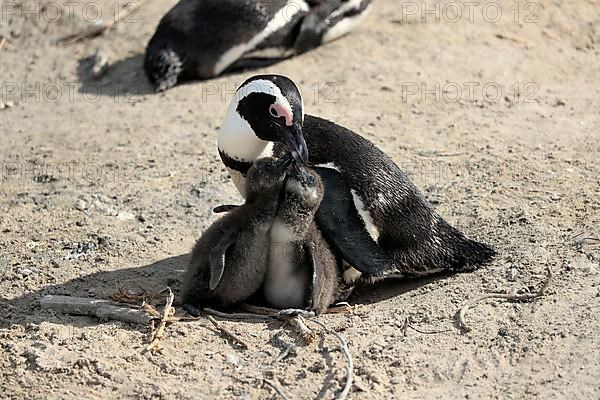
[
  {"left": 145, "top": 0, "right": 301, "bottom": 85},
  {"left": 276, "top": 115, "right": 495, "bottom": 276}
]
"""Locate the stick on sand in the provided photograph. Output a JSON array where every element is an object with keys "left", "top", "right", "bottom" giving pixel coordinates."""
[
  {"left": 58, "top": 0, "right": 147, "bottom": 45},
  {"left": 457, "top": 267, "right": 553, "bottom": 333},
  {"left": 40, "top": 295, "right": 152, "bottom": 325}
]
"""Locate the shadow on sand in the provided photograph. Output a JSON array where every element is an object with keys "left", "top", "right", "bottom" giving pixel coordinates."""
[
  {"left": 1, "top": 254, "right": 189, "bottom": 330},
  {"left": 74, "top": 51, "right": 292, "bottom": 99},
  {"left": 76, "top": 53, "right": 155, "bottom": 98},
  {"left": 2, "top": 253, "right": 449, "bottom": 331}
]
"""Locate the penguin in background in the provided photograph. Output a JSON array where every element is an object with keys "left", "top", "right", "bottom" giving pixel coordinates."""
[
  {"left": 216, "top": 74, "right": 496, "bottom": 284},
  {"left": 264, "top": 164, "right": 347, "bottom": 315},
  {"left": 144, "top": 0, "right": 372, "bottom": 91},
  {"left": 180, "top": 157, "right": 289, "bottom": 309}
]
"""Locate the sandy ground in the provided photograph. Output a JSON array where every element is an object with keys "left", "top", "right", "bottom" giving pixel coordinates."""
[{"left": 1, "top": 0, "right": 599, "bottom": 398}]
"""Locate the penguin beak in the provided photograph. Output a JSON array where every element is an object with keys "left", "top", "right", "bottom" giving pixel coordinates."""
[
  {"left": 273, "top": 153, "right": 294, "bottom": 174},
  {"left": 279, "top": 122, "right": 309, "bottom": 165}
]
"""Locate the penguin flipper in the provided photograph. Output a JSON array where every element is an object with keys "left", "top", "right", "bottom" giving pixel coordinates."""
[
  {"left": 294, "top": 13, "right": 326, "bottom": 54},
  {"left": 304, "top": 242, "right": 321, "bottom": 311},
  {"left": 213, "top": 204, "right": 241, "bottom": 214},
  {"left": 314, "top": 166, "right": 393, "bottom": 276},
  {"left": 208, "top": 234, "right": 236, "bottom": 290}
]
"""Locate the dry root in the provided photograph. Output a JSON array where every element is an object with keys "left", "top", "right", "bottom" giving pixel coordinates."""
[
  {"left": 263, "top": 379, "right": 290, "bottom": 400},
  {"left": 143, "top": 288, "right": 175, "bottom": 353},
  {"left": 457, "top": 267, "right": 553, "bottom": 333},
  {"left": 206, "top": 315, "right": 249, "bottom": 350}
]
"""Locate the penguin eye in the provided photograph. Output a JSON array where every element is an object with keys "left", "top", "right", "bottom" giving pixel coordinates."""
[{"left": 269, "top": 105, "right": 279, "bottom": 118}]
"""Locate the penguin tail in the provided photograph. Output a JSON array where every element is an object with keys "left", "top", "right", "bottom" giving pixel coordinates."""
[
  {"left": 436, "top": 217, "right": 496, "bottom": 273},
  {"left": 450, "top": 236, "right": 496, "bottom": 272},
  {"left": 144, "top": 47, "right": 183, "bottom": 92}
]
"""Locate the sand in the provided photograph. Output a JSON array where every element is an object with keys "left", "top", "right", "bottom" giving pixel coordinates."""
[{"left": 1, "top": 0, "right": 599, "bottom": 398}]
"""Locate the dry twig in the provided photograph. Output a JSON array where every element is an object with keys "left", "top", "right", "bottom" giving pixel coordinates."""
[
  {"left": 0, "top": 36, "right": 6, "bottom": 50},
  {"left": 495, "top": 33, "right": 533, "bottom": 46},
  {"left": 240, "top": 303, "right": 352, "bottom": 316},
  {"left": 206, "top": 315, "right": 249, "bottom": 350},
  {"left": 263, "top": 379, "right": 290, "bottom": 400},
  {"left": 570, "top": 232, "right": 600, "bottom": 245},
  {"left": 326, "top": 303, "right": 354, "bottom": 315},
  {"left": 457, "top": 267, "right": 553, "bottom": 333},
  {"left": 270, "top": 331, "right": 295, "bottom": 363},
  {"left": 401, "top": 317, "right": 452, "bottom": 336},
  {"left": 282, "top": 315, "right": 315, "bottom": 344},
  {"left": 58, "top": 0, "right": 146, "bottom": 45},
  {"left": 203, "top": 307, "right": 271, "bottom": 321},
  {"left": 308, "top": 319, "right": 353, "bottom": 400},
  {"left": 142, "top": 303, "right": 161, "bottom": 318},
  {"left": 40, "top": 295, "right": 152, "bottom": 325},
  {"left": 143, "top": 287, "right": 174, "bottom": 353},
  {"left": 239, "top": 304, "right": 280, "bottom": 315},
  {"left": 108, "top": 285, "right": 147, "bottom": 305},
  {"left": 207, "top": 306, "right": 316, "bottom": 343}
]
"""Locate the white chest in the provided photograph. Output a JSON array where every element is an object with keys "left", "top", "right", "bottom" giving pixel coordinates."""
[
  {"left": 264, "top": 219, "right": 308, "bottom": 309},
  {"left": 227, "top": 168, "right": 247, "bottom": 198}
]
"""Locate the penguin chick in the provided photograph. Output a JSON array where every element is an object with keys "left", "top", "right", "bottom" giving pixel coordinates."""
[
  {"left": 264, "top": 165, "right": 343, "bottom": 315},
  {"left": 180, "top": 157, "right": 290, "bottom": 309}
]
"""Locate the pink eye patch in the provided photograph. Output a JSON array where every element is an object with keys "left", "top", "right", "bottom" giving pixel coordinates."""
[{"left": 269, "top": 103, "right": 293, "bottom": 126}]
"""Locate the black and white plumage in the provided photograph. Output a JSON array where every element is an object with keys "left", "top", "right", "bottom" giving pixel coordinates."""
[
  {"left": 264, "top": 164, "right": 344, "bottom": 314},
  {"left": 180, "top": 158, "right": 287, "bottom": 309},
  {"left": 144, "top": 0, "right": 372, "bottom": 91},
  {"left": 217, "top": 75, "right": 495, "bottom": 283}
]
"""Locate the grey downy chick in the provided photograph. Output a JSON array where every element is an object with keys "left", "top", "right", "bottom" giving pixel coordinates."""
[
  {"left": 180, "top": 157, "right": 290, "bottom": 310},
  {"left": 264, "top": 165, "right": 343, "bottom": 315}
]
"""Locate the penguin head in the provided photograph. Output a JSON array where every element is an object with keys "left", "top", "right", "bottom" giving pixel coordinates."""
[
  {"left": 219, "top": 75, "right": 308, "bottom": 165},
  {"left": 245, "top": 157, "right": 290, "bottom": 200},
  {"left": 285, "top": 165, "right": 323, "bottom": 210}
]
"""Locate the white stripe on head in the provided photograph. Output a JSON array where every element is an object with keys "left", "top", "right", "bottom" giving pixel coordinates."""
[
  {"left": 237, "top": 78, "right": 294, "bottom": 120},
  {"left": 327, "top": 0, "right": 364, "bottom": 22},
  {"left": 323, "top": 1, "right": 371, "bottom": 43},
  {"left": 238, "top": 78, "right": 305, "bottom": 122},
  {"left": 213, "top": 0, "right": 309, "bottom": 75},
  {"left": 217, "top": 79, "right": 294, "bottom": 164}
]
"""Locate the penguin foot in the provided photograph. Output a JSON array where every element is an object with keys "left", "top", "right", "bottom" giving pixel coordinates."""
[{"left": 183, "top": 303, "right": 203, "bottom": 317}]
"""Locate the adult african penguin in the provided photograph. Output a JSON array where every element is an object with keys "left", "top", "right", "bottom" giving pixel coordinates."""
[
  {"left": 144, "top": 0, "right": 372, "bottom": 91},
  {"left": 217, "top": 74, "right": 496, "bottom": 283}
]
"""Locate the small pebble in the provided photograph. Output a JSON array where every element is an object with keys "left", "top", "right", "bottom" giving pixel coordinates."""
[
  {"left": 0, "top": 101, "right": 14, "bottom": 110},
  {"left": 91, "top": 48, "right": 109, "bottom": 78},
  {"left": 75, "top": 200, "right": 87, "bottom": 211},
  {"left": 19, "top": 267, "right": 35, "bottom": 276},
  {"left": 226, "top": 353, "right": 239, "bottom": 367},
  {"left": 116, "top": 211, "right": 135, "bottom": 221}
]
